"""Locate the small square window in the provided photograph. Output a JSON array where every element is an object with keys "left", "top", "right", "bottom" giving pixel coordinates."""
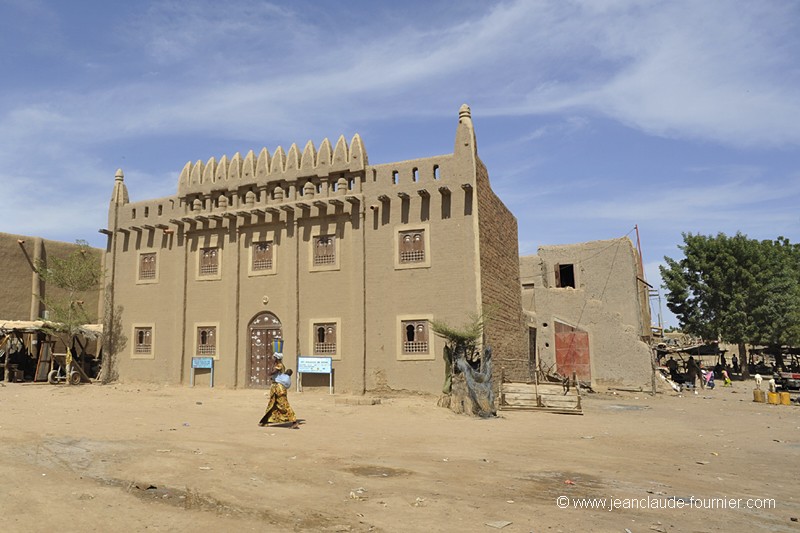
[
  {"left": 313, "top": 235, "right": 336, "bottom": 266},
  {"left": 308, "top": 318, "right": 341, "bottom": 359},
  {"left": 134, "top": 327, "right": 152, "bottom": 355},
  {"left": 200, "top": 247, "right": 219, "bottom": 277},
  {"left": 196, "top": 326, "right": 217, "bottom": 356},
  {"left": 252, "top": 241, "right": 273, "bottom": 271},
  {"left": 394, "top": 225, "right": 430, "bottom": 270},
  {"left": 401, "top": 320, "right": 429, "bottom": 355},
  {"left": 313, "top": 322, "right": 337, "bottom": 355},
  {"left": 131, "top": 324, "right": 155, "bottom": 359},
  {"left": 138, "top": 252, "right": 157, "bottom": 281},
  {"left": 399, "top": 230, "right": 425, "bottom": 264}
]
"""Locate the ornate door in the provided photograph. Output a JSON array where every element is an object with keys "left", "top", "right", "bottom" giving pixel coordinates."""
[{"left": 248, "top": 312, "right": 282, "bottom": 388}]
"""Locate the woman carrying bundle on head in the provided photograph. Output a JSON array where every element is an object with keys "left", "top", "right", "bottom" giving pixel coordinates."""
[
  {"left": 271, "top": 351, "right": 286, "bottom": 377},
  {"left": 259, "top": 369, "right": 300, "bottom": 429}
]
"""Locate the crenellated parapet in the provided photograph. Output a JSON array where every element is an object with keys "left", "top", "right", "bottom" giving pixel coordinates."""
[{"left": 177, "top": 134, "right": 367, "bottom": 197}]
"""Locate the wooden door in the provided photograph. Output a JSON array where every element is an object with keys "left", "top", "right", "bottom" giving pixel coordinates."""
[
  {"left": 528, "top": 327, "right": 537, "bottom": 381},
  {"left": 248, "top": 312, "right": 282, "bottom": 388}
]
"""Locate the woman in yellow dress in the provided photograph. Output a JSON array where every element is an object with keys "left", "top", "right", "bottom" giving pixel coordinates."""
[{"left": 259, "top": 369, "right": 299, "bottom": 429}]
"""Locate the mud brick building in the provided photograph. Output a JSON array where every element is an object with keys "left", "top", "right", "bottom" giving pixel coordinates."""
[{"left": 102, "top": 105, "right": 528, "bottom": 393}]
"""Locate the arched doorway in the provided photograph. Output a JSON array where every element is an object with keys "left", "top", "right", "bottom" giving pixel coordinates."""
[{"left": 248, "top": 312, "right": 282, "bottom": 388}]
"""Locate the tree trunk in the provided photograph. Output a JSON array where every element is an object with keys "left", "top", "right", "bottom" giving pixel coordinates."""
[{"left": 739, "top": 342, "right": 749, "bottom": 379}]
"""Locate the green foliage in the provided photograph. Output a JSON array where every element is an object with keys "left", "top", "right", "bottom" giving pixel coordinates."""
[
  {"left": 431, "top": 312, "right": 485, "bottom": 362},
  {"left": 660, "top": 233, "right": 800, "bottom": 347},
  {"left": 34, "top": 240, "right": 103, "bottom": 338}
]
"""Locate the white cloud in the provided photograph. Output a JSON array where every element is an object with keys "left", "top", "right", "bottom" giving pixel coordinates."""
[{"left": 1, "top": 0, "right": 798, "bottom": 251}]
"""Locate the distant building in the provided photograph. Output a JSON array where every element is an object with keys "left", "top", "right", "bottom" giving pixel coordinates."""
[
  {"left": 0, "top": 232, "right": 102, "bottom": 323},
  {"left": 0, "top": 232, "right": 103, "bottom": 381},
  {"left": 102, "top": 105, "right": 528, "bottom": 393},
  {"left": 520, "top": 238, "right": 654, "bottom": 389}
]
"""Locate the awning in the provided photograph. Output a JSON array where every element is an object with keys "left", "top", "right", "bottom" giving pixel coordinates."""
[{"left": 0, "top": 320, "right": 103, "bottom": 338}]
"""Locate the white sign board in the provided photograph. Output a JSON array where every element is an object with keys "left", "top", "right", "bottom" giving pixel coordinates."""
[
  {"left": 298, "top": 356, "right": 332, "bottom": 374},
  {"left": 296, "top": 356, "right": 333, "bottom": 394}
]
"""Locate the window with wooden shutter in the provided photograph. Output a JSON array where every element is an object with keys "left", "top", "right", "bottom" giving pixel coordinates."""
[
  {"left": 197, "top": 326, "right": 217, "bottom": 356},
  {"left": 313, "top": 235, "right": 336, "bottom": 266},
  {"left": 200, "top": 247, "right": 219, "bottom": 276},
  {"left": 139, "top": 253, "right": 157, "bottom": 281},
  {"left": 134, "top": 327, "right": 152, "bottom": 354},
  {"left": 401, "top": 320, "right": 429, "bottom": 354},
  {"left": 313, "top": 322, "right": 337, "bottom": 355},
  {"left": 399, "top": 230, "right": 425, "bottom": 263},
  {"left": 252, "top": 241, "right": 273, "bottom": 271}
]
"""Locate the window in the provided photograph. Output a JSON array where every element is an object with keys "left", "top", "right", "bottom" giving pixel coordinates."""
[
  {"left": 308, "top": 318, "right": 341, "bottom": 359},
  {"left": 313, "top": 235, "right": 336, "bottom": 266},
  {"left": 397, "top": 315, "right": 434, "bottom": 360},
  {"left": 555, "top": 263, "right": 576, "bottom": 288},
  {"left": 252, "top": 241, "right": 273, "bottom": 271},
  {"left": 395, "top": 225, "right": 430, "bottom": 269},
  {"left": 314, "top": 323, "right": 337, "bottom": 355},
  {"left": 197, "top": 326, "right": 217, "bottom": 356},
  {"left": 399, "top": 230, "right": 425, "bottom": 264},
  {"left": 402, "top": 320, "right": 429, "bottom": 355},
  {"left": 138, "top": 252, "right": 157, "bottom": 281},
  {"left": 134, "top": 327, "right": 152, "bottom": 355},
  {"left": 200, "top": 247, "right": 219, "bottom": 276},
  {"left": 131, "top": 324, "right": 155, "bottom": 359}
]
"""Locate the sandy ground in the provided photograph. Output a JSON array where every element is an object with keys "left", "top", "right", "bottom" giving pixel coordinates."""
[{"left": 0, "top": 380, "right": 798, "bottom": 533}]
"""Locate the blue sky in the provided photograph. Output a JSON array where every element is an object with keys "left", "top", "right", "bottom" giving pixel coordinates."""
[{"left": 2, "top": 0, "right": 799, "bottom": 327}]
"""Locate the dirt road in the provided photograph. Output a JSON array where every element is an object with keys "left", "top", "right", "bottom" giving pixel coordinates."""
[{"left": 0, "top": 382, "right": 797, "bottom": 532}]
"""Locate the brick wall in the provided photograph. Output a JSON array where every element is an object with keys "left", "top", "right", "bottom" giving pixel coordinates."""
[{"left": 475, "top": 161, "right": 529, "bottom": 381}]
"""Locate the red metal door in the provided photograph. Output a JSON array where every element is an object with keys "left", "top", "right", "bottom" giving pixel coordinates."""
[{"left": 555, "top": 328, "right": 591, "bottom": 382}]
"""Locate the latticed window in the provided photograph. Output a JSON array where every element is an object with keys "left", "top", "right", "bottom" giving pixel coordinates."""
[
  {"left": 197, "top": 326, "right": 216, "bottom": 356},
  {"left": 399, "top": 230, "right": 425, "bottom": 263},
  {"left": 200, "top": 247, "right": 219, "bottom": 276},
  {"left": 252, "top": 241, "right": 273, "bottom": 271},
  {"left": 313, "top": 235, "right": 336, "bottom": 266},
  {"left": 139, "top": 253, "right": 157, "bottom": 280},
  {"left": 134, "top": 327, "right": 152, "bottom": 354},
  {"left": 314, "top": 323, "right": 337, "bottom": 355},
  {"left": 402, "top": 320, "right": 429, "bottom": 354}
]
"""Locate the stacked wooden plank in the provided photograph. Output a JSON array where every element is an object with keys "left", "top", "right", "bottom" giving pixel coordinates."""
[{"left": 499, "top": 382, "right": 583, "bottom": 415}]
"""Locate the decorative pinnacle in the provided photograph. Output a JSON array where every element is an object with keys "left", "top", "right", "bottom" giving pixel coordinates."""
[
  {"left": 459, "top": 104, "right": 471, "bottom": 120},
  {"left": 115, "top": 168, "right": 124, "bottom": 181}
]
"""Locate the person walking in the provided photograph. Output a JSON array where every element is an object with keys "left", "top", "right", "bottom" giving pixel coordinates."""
[
  {"left": 259, "top": 369, "right": 300, "bottom": 429},
  {"left": 686, "top": 356, "right": 702, "bottom": 390}
]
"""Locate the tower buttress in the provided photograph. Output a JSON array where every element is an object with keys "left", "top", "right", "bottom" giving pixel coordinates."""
[{"left": 110, "top": 168, "right": 129, "bottom": 206}]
